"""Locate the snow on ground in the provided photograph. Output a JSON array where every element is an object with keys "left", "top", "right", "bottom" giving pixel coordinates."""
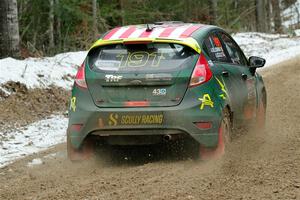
[
  {"left": 0, "top": 115, "right": 67, "bottom": 168},
  {"left": 232, "top": 32, "right": 300, "bottom": 67},
  {"left": 0, "top": 32, "right": 300, "bottom": 168},
  {"left": 0, "top": 51, "right": 87, "bottom": 90},
  {"left": 27, "top": 158, "right": 43, "bottom": 167}
]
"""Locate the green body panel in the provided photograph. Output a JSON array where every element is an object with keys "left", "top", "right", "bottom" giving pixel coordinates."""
[
  {"left": 68, "top": 77, "right": 226, "bottom": 149},
  {"left": 85, "top": 54, "right": 198, "bottom": 107},
  {"left": 67, "top": 23, "right": 266, "bottom": 150}
]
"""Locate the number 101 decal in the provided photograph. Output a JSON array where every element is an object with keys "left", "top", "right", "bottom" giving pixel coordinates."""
[{"left": 152, "top": 88, "right": 167, "bottom": 96}]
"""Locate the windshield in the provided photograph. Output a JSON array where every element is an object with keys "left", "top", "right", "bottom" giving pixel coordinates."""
[{"left": 88, "top": 43, "right": 197, "bottom": 72}]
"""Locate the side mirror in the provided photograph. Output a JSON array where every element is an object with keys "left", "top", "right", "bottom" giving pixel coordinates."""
[
  {"left": 249, "top": 56, "right": 266, "bottom": 68},
  {"left": 248, "top": 56, "right": 266, "bottom": 75}
]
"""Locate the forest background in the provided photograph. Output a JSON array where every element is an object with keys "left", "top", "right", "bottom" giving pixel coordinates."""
[{"left": 0, "top": 0, "right": 299, "bottom": 58}]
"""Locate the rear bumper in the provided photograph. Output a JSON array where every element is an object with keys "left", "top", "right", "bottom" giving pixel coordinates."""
[{"left": 68, "top": 82, "right": 225, "bottom": 149}]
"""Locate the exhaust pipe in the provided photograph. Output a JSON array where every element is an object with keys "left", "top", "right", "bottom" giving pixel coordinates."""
[{"left": 163, "top": 134, "right": 172, "bottom": 141}]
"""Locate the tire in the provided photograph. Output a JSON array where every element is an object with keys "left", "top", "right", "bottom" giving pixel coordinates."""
[
  {"left": 199, "top": 108, "right": 232, "bottom": 160},
  {"left": 256, "top": 95, "right": 266, "bottom": 130},
  {"left": 67, "top": 130, "right": 95, "bottom": 161}
]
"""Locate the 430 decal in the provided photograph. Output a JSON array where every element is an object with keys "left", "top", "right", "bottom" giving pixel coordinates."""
[{"left": 152, "top": 88, "right": 167, "bottom": 96}]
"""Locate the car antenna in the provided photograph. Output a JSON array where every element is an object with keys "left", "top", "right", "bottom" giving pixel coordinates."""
[{"left": 146, "top": 23, "right": 153, "bottom": 32}]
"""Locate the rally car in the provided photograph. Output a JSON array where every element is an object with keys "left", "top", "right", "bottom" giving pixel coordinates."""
[{"left": 67, "top": 21, "right": 266, "bottom": 161}]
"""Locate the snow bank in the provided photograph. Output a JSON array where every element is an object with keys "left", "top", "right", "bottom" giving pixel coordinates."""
[
  {"left": 232, "top": 32, "right": 300, "bottom": 67},
  {"left": 0, "top": 33, "right": 299, "bottom": 91},
  {"left": 0, "top": 51, "right": 87, "bottom": 90},
  {"left": 0, "top": 115, "right": 67, "bottom": 168}
]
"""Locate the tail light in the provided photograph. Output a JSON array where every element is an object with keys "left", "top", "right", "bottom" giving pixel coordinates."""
[
  {"left": 194, "top": 122, "right": 212, "bottom": 130},
  {"left": 124, "top": 101, "right": 150, "bottom": 107},
  {"left": 75, "top": 63, "right": 87, "bottom": 89},
  {"left": 189, "top": 53, "right": 212, "bottom": 87},
  {"left": 71, "top": 124, "right": 83, "bottom": 131}
]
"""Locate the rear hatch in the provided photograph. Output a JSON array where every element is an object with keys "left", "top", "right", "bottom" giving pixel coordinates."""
[{"left": 86, "top": 42, "right": 199, "bottom": 107}]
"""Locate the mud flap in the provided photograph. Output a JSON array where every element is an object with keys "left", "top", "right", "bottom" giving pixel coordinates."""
[{"left": 67, "top": 130, "right": 95, "bottom": 161}]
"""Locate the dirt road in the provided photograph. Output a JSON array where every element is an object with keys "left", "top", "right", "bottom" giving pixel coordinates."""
[{"left": 1, "top": 57, "right": 300, "bottom": 200}]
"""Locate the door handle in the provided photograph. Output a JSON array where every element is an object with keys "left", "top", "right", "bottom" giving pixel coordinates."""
[
  {"left": 222, "top": 71, "right": 229, "bottom": 77},
  {"left": 242, "top": 74, "right": 248, "bottom": 80}
]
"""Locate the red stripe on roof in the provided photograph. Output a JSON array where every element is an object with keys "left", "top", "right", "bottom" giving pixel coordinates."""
[
  {"left": 119, "top": 27, "right": 136, "bottom": 39},
  {"left": 103, "top": 27, "right": 121, "bottom": 40},
  {"left": 179, "top": 25, "right": 202, "bottom": 38},
  {"left": 159, "top": 27, "right": 177, "bottom": 37},
  {"left": 139, "top": 29, "right": 151, "bottom": 38}
]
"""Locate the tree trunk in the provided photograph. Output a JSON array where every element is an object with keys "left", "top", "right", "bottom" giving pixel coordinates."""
[
  {"left": 0, "top": 0, "right": 20, "bottom": 58},
  {"left": 49, "top": 0, "right": 55, "bottom": 53},
  {"left": 92, "top": 0, "right": 98, "bottom": 39},
  {"left": 256, "top": 0, "right": 267, "bottom": 32},
  {"left": 266, "top": 0, "right": 271, "bottom": 32},
  {"left": 55, "top": 0, "right": 61, "bottom": 51},
  {"left": 119, "top": 0, "right": 125, "bottom": 25},
  {"left": 209, "top": 0, "right": 218, "bottom": 25},
  {"left": 271, "top": 0, "right": 282, "bottom": 33}
]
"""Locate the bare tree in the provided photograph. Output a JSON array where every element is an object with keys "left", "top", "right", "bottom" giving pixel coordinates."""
[
  {"left": 0, "top": 0, "right": 20, "bottom": 58},
  {"left": 266, "top": 0, "right": 271, "bottom": 32},
  {"left": 256, "top": 0, "right": 267, "bottom": 32},
  {"left": 92, "top": 0, "right": 98, "bottom": 39},
  {"left": 119, "top": 0, "right": 125, "bottom": 25},
  {"left": 271, "top": 0, "right": 282, "bottom": 33},
  {"left": 209, "top": 0, "right": 218, "bottom": 25},
  {"left": 49, "top": 0, "right": 55, "bottom": 53},
  {"left": 56, "top": 0, "right": 62, "bottom": 51}
]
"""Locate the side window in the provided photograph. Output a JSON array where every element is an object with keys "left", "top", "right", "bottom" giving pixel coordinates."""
[
  {"left": 203, "top": 33, "right": 228, "bottom": 63},
  {"left": 219, "top": 33, "right": 247, "bottom": 66}
]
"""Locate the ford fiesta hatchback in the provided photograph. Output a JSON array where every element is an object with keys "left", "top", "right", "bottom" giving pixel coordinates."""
[{"left": 67, "top": 22, "right": 266, "bottom": 161}]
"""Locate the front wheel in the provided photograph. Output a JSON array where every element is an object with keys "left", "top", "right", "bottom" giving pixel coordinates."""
[
  {"left": 199, "top": 108, "right": 232, "bottom": 160},
  {"left": 256, "top": 95, "right": 266, "bottom": 130}
]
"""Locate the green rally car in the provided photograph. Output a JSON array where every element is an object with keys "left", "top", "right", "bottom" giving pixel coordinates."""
[{"left": 67, "top": 22, "right": 266, "bottom": 161}]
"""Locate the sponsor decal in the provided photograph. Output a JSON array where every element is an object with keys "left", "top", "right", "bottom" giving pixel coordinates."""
[
  {"left": 215, "top": 52, "right": 226, "bottom": 58},
  {"left": 108, "top": 113, "right": 119, "bottom": 126},
  {"left": 210, "top": 47, "right": 223, "bottom": 53},
  {"left": 117, "top": 51, "right": 165, "bottom": 68},
  {"left": 105, "top": 74, "right": 123, "bottom": 82},
  {"left": 107, "top": 113, "right": 164, "bottom": 126},
  {"left": 198, "top": 94, "right": 214, "bottom": 110},
  {"left": 215, "top": 77, "right": 228, "bottom": 100},
  {"left": 208, "top": 60, "right": 214, "bottom": 67},
  {"left": 70, "top": 97, "right": 76, "bottom": 112},
  {"left": 145, "top": 73, "right": 172, "bottom": 81},
  {"left": 152, "top": 88, "right": 167, "bottom": 96},
  {"left": 213, "top": 36, "right": 222, "bottom": 47}
]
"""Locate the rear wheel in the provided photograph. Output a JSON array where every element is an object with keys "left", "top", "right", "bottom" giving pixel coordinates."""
[
  {"left": 67, "top": 130, "right": 95, "bottom": 161},
  {"left": 199, "top": 108, "right": 231, "bottom": 160}
]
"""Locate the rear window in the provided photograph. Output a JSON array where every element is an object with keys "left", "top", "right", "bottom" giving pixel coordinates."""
[{"left": 88, "top": 43, "right": 197, "bottom": 72}]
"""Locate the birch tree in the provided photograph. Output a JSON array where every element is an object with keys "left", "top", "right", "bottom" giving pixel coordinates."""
[
  {"left": 49, "top": 0, "right": 55, "bottom": 53},
  {"left": 0, "top": 0, "right": 20, "bottom": 58}
]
